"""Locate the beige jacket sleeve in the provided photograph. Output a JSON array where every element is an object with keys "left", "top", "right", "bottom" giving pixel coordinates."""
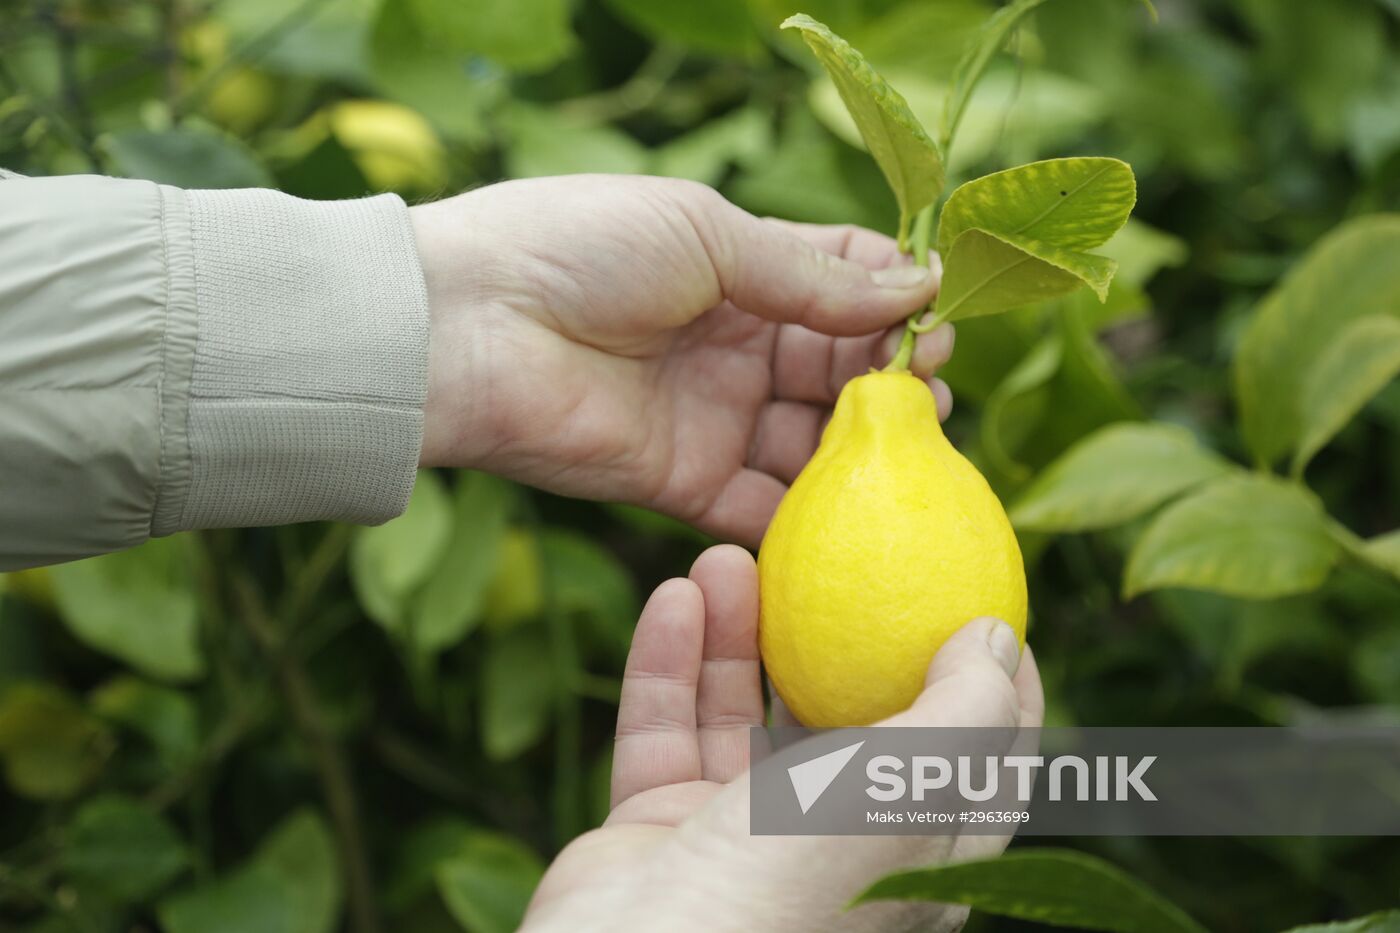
[{"left": 0, "top": 171, "right": 430, "bottom": 571}]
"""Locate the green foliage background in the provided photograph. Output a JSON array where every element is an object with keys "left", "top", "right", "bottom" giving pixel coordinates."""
[{"left": 2, "top": 0, "right": 1400, "bottom": 931}]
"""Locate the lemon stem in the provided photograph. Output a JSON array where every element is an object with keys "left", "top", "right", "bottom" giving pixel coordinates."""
[{"left": 884, "top": 204, "right": 936, "bottom": 373}]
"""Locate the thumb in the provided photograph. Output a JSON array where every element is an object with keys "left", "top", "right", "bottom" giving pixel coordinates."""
[
  {"left": 686, "top": 188, "right": 938, "bottom": 336},
  {"left": 882, "top": 617, "right": 1024, "bottom": 729}
]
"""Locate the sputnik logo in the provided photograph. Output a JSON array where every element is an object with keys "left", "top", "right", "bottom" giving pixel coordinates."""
[{"left": 787, "top": 741, "right": 865, "bottom": 814}]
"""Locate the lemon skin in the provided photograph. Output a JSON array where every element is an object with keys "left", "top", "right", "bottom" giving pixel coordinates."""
[{"left": 758, "top": 371, "right": 1027, "bottom": 727}]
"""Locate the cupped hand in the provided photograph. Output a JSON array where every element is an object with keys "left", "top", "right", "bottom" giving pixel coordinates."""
[
  {"left": 522, "top": 545, "right": 1044, "bottom": 933},
  {"left": 410, "top": 176, "right": 954, "bottom": 546}
]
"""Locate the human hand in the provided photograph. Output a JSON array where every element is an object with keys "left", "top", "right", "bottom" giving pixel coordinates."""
[
  {"left": 522, "top": 545, "right": 1044, "bottom": 933},
  {"left": 409, "top": 176, "right": 954, "bottom": 546}
]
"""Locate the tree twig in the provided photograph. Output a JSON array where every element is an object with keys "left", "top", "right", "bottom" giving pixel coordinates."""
[{"left": 232, "top": 575, "right": 382, "bottom": 933}]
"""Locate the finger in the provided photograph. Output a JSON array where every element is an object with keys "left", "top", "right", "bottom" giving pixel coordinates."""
[
  {"left": 930, "top": 377, "right": 953, "bottom": 422},
  {"left": 688, "top": 196, "right": 938, "bottom": 336},
  {"left": 882, "top": 617, "right": 1023, "bottom": 730},
  {"left": 877, "top": 322, "right": 957, "bottom": 380},
  {"left": 775, "top": 321, "right": 954, "bottom": 406},
  {"left": 766, "top": 219, "right": 938, "bottom": 276},
  {"left": 611, "top": 578, "right": 705, "bottom": 808},
  {"left": 750, "top": 401, "right": 825, "bottom": 485},
  {"left": 689, "top": 468, "right": 786, "bottom": 549},
  {"left": 689, "top": 545, "right": 765, "bottom": 783}
]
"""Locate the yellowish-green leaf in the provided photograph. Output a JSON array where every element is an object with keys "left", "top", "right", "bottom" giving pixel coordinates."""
[
  {"left": 349, "top": 470, "right": 452, "bottom": 633},
  {"left": 981, "top": 334, "right": 1063, "bottom": 481},
  {"left": 938, "top": 157, "right": 1138, "bottom": 254},
  {"left": 935, "top": 228, "right": 1114, "bottom": 322},
  {"left": 1293, "top": 315, "right": 1400, "bottom": 475},
  {"left": 1013, "top": 423, "right": 1234, "bottom": 532},
  {"left": 1234, "top": 214, "right": 1400, "bottom": 467},
  {"left": 0, "top": 683, "right": 112, "bottom": 800},
  {"left": 1124, "top": 475, "right": 1339, "bottom": 599},
  {"left": 932, "top": 158, "right": 1135, "bottom": 322},
  {"left": 781, "top": 14, "right": 944, "bottom": 221},
  {"left": 1282, "top": 910, "right": 1400, "bottom": 933},
  {"left": 434, "top": 833, "right": 544, "bottom": 933},
  {"left": 940, "top": 0, "right": 1050, "bottom": 153}
]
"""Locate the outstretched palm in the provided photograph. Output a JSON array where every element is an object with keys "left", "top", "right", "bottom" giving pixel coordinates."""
[{"left": 522, "top": 545, "right": 1043, "bottom": 933}]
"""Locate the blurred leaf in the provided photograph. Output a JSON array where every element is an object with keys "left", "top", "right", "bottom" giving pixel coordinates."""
[
  {"left": 540, "top": 529, "right": 639, "bottom": 657},
  {"left": 434, "top": 832, "right": 545, "bottom": 933},
  {"left": 1124, "top": 475, "right": 1339, "bottom": 600},
  {"left": 934, "top": 158, "right": 1135, "bottom": 321},
  {"left": 103, "top": 129, "right": 272, "bottom": 188},
  {"left": 0, "top": 683, "right": 112, "bottom": 800},
  {"left": 604, "top": 0, "right": 758, "bottom": 55},
  {"left": 350, "top": 471, "right": 452, "bottom": 633},
  {"left": 1241, "top": 0, "right": 1385, "bottom": 147},
  {"left": 405, "top": 0, "right": 573, "bottom": 72},
  {"left": 652, "top": 107, "right": 772, "bottom": 185},
  {"left": 1099, "top": 219, "right": 1187, "bottom": 289},
  {"left": 1293, "top": 315, "right": 1400, "bottom": 475},
  {"left": 328, "top": 100, "right": 447, "bottom": 192},
  {"left": 480, "top": 627, "right": 554, "bottom": 761},
  {"left": 159, "top": 810, "right": 340, "bottom": 933},
  {"left": 854, "top": 848, "right": 1207, "bottom": 933},
  {"left": 502, "top": 105, "right": 649, "bottom": 177},
  {"left": 410, "top": 473, "right": 514, "bottom": 654},
  {"left": 62, "top": 795, "right": 187, "bottom": 903},
  {"left": 384, "top": 816, "right": 479, "bottom": 911},
  {"left": 841, "top": 0, "right": 990, "bottom": 79},
  {"left": 1012, "top": 423, "right": 1233, "bottom": 532},
  {"left": 981, "top": 332, "right": 1063, "bottom": 481},
  {"left": 1347, "top": 65, "right": 1400, "bottom": 172},
  {"left": 1353, "top": 626, "right": 1400, "bottom": 706},
  {"left": 213, "top": 0, "right": 377, "bottom": 83},
  {"left": 368, "top": 0, "right": 502, "bottom": 144},
  {"left": 1353, "top": 529, "right": 1400, "bottom": 582},
  {"left": 483, "top": 529, "right": 545, "bottom": 631},
  {"left": 939, "top": 0, "right": 1048, "bottom": 152},
  {"left": 89, "top": 676, "right": 198, "bottom": 769},
  {"left": 782, "top": 14, "right": 944, "bottom": 224},
  {"left": 728, "top": 109, "right": 896, "bottom": 231},
  {"left": 1234, "top": 214, "right": 1400, "bottom": 467},
  {"left": 1282, "top": 911, "right": 1400, "bottom": 933},
  {"left": 49, "top": 535, "right": 202, "bottom": 682}
]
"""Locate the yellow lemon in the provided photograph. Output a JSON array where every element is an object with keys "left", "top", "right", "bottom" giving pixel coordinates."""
[{"left": 758, "top": 371, "right": 1027, "bottom": 727}]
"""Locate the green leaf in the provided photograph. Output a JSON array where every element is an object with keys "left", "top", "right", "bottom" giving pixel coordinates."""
[
  {"left": 1281, "top": 910, "right": 1400, "bottom": 933},
  {"left": 103, "top": 129, "right": 273, "bottom": 188},
  {"left": 158, "top": 810, "right": 341, "bottom": 933},
  {"left": 1353, "top": 626, "right": 1400, "bottom": 706},
  {"left": 502, "top": 106, "right": 650, "bottom": 178},
  {"left": 49, "top": 535, "right": 203, "bottom": 682},
  {"left": 1124, "top": 475, "right": 1339, "bottom": 599},
  {"left": 89, "top": 676, "right": 198, "bottom": 769},
  {"left": 1100, "top": 219, "right": 1188, "bottom": 289},
  {"left": 936, "top": 228, "right": 1114, "bottom": 322},
  {"left": 409, "top": 473, "right": 515, "bottom": 654},
  {"left": 980, "top": 333, "right": 1064, "bottom": 481},
  {"left": 350, "top": 471, "right": 452, "bottom": 633},
  {"left": 403, "top": 0, "right": 573, "bottom": 72},
  {"left": 434, "top": 833, "right": 544, "bottom": 933},
  {"left": 367, "top": 0, "right": 502, "bottom": 145},
  {"left": 214, "top": 0, "right": 377, "bottom": 83},
  {"left": 62, "top": 795, "right": 187, "bottom": 903},
  {"left": 932, "top": 158, "right": 1136, "bottom": 322},
  {"left": 939, "top": 0, "right": 1050, "bottom": 153},
  {"left": 853, "top": 848, "right": 1206, "bottom": 933},
  {"left": 1234, "top": 215, "right": 1400, "bottom": 467},
  {"left": 604, "top": 0, "right": 758, "bottom": 55},
  {"left": 1356, "top": 529, "right": 1400, "bottom": 581},
  {"left": 0, "top": 683, "right": 112, "bottom": 799},
  {"left": 540, "top": 530, "right": 639, "bottom": 660},
  {"left": 652, "top": 107, "right": 772, "bottom": 185},
  {"left": 781, "top": 14, "right": 944, "bottom": 223},
  {"left": 1293, "top": 315, "right": 1400, "bottom": 475},
  {"left": 1012, "top": 423, "right": 1234, "bottom": 532},
  {"left": 480, "top": 627, "right": 554, "bottom": 761}
]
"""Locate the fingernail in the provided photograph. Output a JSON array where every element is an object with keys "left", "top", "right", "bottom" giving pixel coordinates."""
[
  {"left": 986, "top": 621, "right": 1020, "bottom": 678},
  {"left": 871, "top": 265, "right": 931, "bottom": 289}
]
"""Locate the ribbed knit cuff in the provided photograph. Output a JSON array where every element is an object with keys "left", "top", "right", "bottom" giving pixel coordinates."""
[{"left": 159, "top": 188, "right": 429, "bottom": 533}]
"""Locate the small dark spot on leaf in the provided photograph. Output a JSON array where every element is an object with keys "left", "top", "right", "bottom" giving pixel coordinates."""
[{"left": 1059, "top": 190, "right": 1067, "bottom": 196}]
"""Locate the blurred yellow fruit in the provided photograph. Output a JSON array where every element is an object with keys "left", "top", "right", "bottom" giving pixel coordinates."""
[
  {"left": 758, "top": 372, "right": 1027, "bottom": 727},
  {"left": 484, "top": 529, "right": 544, "bottom": 630},
  {"left": 328, "top": 101, "right": 447, "bottom": 193}
]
